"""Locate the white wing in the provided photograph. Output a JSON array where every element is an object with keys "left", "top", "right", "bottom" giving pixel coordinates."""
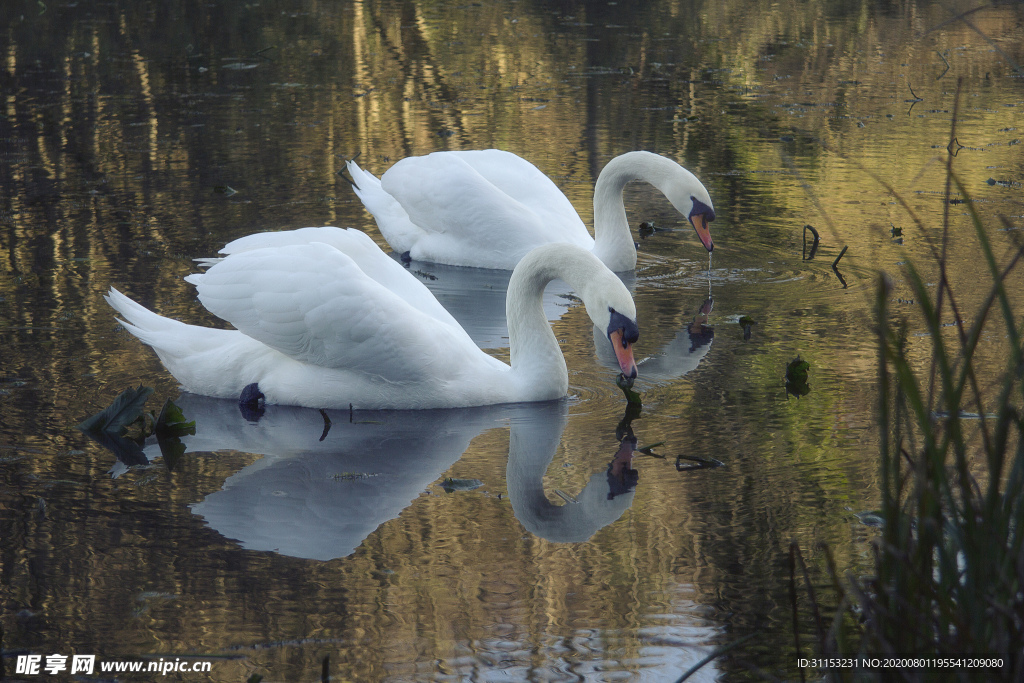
[
  {"left": 379, "top": 151, "right": 593, "bottom": 265},
  {"left": 445, "top": 150, "right": 590, "bottom": 235},
  {"left": 207, "top": 227, "right": 464, "bottom": 331},
  {"left": 184, "top": 241, "right": 476, "bottom": 383}
]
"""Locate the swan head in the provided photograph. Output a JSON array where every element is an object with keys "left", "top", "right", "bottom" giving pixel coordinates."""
[
  {"left": 605, "top": 308, "right": 639, "bottom": 379},
  {"left": 570, "top": 254, "right": 638, "bottom": 379},
  {"left": 687, "top": 196, "right": 716, "bottom": 253},
  {"left": 662, "top": 170, "right": 716, "bottom": 253},
  {"left": 625, "top": 152, "right": 714, "bottom": 253}
]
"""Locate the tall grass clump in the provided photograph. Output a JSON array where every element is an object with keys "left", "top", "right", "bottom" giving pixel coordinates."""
[
  {"left": 793, "top": 84, "right": 1024, "bottom": 681},
  {"left": 857, "top": 203, "right": 1023, "bottom": 676},
  {"left": 798, "top": 184, "right": 1024, "bottom": 682}
]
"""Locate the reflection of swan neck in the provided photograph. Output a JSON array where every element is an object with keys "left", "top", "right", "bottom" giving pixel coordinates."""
[
  {"left": 592, "top": 152, "right": 679, "bottom": 271},
  {"left": 505, "top": 410, "right": 635, "bottom": 544}
]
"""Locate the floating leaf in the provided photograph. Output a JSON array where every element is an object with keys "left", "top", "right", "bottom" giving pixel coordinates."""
[
  {"left": 212, "top": 185, "right": 237, "bottom": 197},
  {"left": 785, "top": 356, "right": 811, "bottom": 398}
]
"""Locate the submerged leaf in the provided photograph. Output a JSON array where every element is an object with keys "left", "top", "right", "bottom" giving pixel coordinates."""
[{"left": 77, "top": 386, "right": 155, "bottom": 435}]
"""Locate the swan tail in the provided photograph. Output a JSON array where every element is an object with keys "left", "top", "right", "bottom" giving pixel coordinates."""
[
  {"left": 105, "top": 287, "right": 246, "bottom": 397},
  {"left": 105, "top": 287, "right": 189, "bottom": 342},
  {"left": 345, "top": 159, "right": 423, "bottom": 254}
]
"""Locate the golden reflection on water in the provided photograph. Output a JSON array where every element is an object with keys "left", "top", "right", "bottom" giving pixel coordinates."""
[{"left": 1, "top": 0, "right": 1022, "bottom": 680}]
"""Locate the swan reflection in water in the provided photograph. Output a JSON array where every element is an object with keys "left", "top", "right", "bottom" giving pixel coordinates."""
[{"left": 136, "top": 395, "right": 641, "bottom": 560}]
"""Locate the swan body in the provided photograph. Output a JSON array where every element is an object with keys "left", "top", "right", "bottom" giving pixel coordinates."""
[
  {"left": 106, "top": 227, "right": 639, "bottom": 410},
  {"left": 346, "top": 150, "right": 715, "bottom": 272}
]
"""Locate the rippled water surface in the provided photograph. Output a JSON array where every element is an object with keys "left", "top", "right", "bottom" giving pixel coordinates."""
[{"left": 1, "top": 0, "right": 1022, "bottom": 680}]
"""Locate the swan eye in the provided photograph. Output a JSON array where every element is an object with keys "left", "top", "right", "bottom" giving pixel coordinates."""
[
  {"left": 690, "top": 197, "right": 715, "bottom": 223},
  {"left": 607, "top": 309, "right": 640, "bottom": 345}
]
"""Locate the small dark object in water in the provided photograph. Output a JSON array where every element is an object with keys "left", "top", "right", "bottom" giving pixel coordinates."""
[
  {"left": 400, "top": 251, "right": 412, "bottom": 264},
  {"left": 239, "top": 382, "right": 265, "bottom": 421},
  {"left": 785, "top": 357, "right": 811, "bottom": 398},
  {"left": 319, "top": 409, "right": 332, "bottom": 442},
  {"left": 638, "top": 221, "right": 656, "bottom": 238},
  {"left": 832, "top": 245, "right": 848, "bottom": 268},
  {"left": 675, "top": 453, "right": 724, "bottom": 471},
  {"left": 802, "top": 224, "right": 820, "bottom": 260},
  {"left": 739, "top": 316, "right": 757, "bottom": 340},
  {"left": 616, "top": 373, "right": 642, "bottom": 406},
  {"left": 831, "top": 245, "right": 849, "bottom": 288}
]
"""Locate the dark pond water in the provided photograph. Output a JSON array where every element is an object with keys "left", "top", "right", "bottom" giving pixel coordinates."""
[{"left": 1, "top": 0, "right": 1022, "bottom": 680}]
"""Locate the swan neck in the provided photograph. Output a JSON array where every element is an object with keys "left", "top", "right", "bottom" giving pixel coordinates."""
[
  {"left": 506, "top": 248, "right": 570, "bottom": 398},
  {"left": 592, "top": 153, "right": 678, "bottom": 271}
]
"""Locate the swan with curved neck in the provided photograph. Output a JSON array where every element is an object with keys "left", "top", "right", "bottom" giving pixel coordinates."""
[
  {"left": 105, "top": 228, "right": 639, "bottom": 410},
  {"left": 346, "top": 150, "right": 715, "bottom": 272}
]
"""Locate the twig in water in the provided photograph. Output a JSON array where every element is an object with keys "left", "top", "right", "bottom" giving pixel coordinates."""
[
  {"left": 673, "top": 632, "right": 759, "bottom": 683},
  {"left": 253, "top": 45, "right": 277, "bottom": 61},
  {"left": 905, "top": 81, "right": 923, "bottom": 115},
  {"left": 832, "top": 245, "right": 848, "bottom": 269},
  {"left": 803, "top": 224, "right": 820, "bottom": 260},
  {"left": 936, "top": 50, "right": 951, "bottom": 79},
  {"left": 832, "top": 246, "right": 849, "bottom": 288},
  {"left": 319, "top": 409, "right": 332, "bottom": 442}
]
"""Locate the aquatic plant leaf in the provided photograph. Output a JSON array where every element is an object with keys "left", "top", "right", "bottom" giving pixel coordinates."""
[
  {"left": 77, "top": 386, "right": 155, "bottom": 435},
  {"left": 785, "top": 357, "right": 811, "bottom": 398},
  {"left": 616, "top": 373, "right": 643, "bottom": 406},
  {"left": 154, "top": 398, "right": 196, "bottom": 438}
]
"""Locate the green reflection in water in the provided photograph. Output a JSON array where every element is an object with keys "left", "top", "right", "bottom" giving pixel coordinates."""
[{"left": 1, "top": 0, "right": 1022, "bottom": 680}]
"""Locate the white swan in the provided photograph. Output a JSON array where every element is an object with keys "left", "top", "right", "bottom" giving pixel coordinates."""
[
  {"left": 346, "top": 149, "right": 715, "bottom": 271},
  {"left": 105, "top": 227, "right": 639, "bottom": 410}
]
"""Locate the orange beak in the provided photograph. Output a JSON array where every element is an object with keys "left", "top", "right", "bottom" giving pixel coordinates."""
[
  {"left": 691, "top": 213, "right": 714, "bottom": 252},
  {"left": 609, "top": 329, "right": 638, "bottom": 379}
]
